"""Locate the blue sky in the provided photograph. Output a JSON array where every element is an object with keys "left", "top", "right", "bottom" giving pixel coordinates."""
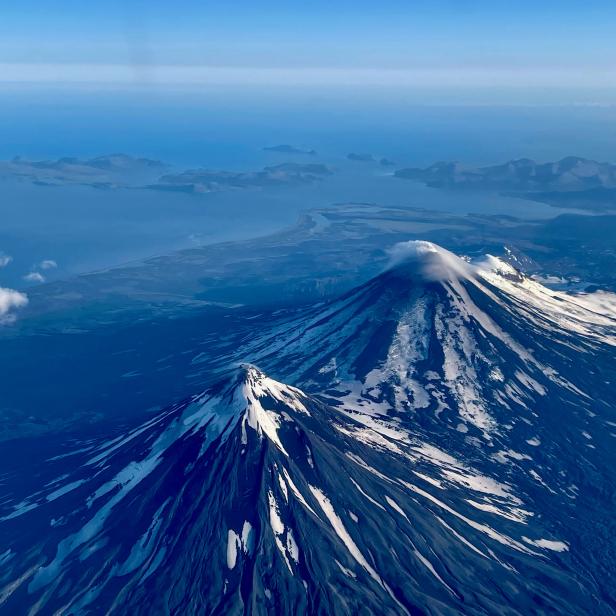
[{"left": 1, "top": 1, "right": 616, "bottom": 92}]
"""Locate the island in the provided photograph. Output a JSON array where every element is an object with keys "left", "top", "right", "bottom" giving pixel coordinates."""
[
  {"left": 0, "top": 154, "right": 166, "bottom": 188},
  {"left": 147, "top": 162, "right": 333, "bottom": 194},
  {"left": 395, "top": 156, "right": 616, "bottom": 211},
  {"left": 347, "top": 152, "right": 376, "bottom": 162},
  {"left": 263, "top": 144, "right": 317, "bottom": 155}
]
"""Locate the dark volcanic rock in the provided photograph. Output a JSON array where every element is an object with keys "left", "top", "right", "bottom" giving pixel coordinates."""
[{"left": 1, "top": 243, "right": 615, "bottom": 614}]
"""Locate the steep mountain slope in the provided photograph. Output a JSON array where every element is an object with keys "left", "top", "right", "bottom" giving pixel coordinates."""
[
  {"left": 239, "top": 242, "right": 615, "bottom": 459},
  {"left": 227, "top": 240, "right": 616, "bottom": 610},
  {"left": 1, "top": 241, "right": 615, "bottom": 614},
  {"left": 0, "top": 366, "right": 604, "bottom": 615}
]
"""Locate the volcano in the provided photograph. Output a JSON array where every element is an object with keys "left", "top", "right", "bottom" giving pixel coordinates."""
[
  {"left": 1, "top": 242, "right": 615, "bottom": 615},
  {"left": 241, "top": 241, "right": 615, "bottom": 437}
]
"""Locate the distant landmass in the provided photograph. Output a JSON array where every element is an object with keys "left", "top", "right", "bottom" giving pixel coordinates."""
[
  {"left": 148, "top": 162, "right": 333, "bottom": 194},
  {"left": 347, "top": 153, "right": 395, "bottom": 166},
  {"left": 395, "top": 156, "right": 616, "bottom": 211},
  {"left": 263, "top": 144, "right": 317, "bottom": 155},
  {"left": 0, "top": 154, "right": 335, "bottom": 195},
  {"left": 521, "top": 186, "right": 616, "bottom": 211},
  {"left": 347, "top": 152, "right": 376, "bottom": 162},
  {"left": 0, "top": 154, "right": 166, "bottom": 188}
]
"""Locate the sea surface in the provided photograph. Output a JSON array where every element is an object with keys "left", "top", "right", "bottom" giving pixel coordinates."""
[{"left": 1, "top": 84, "right": 615, "bottom": 288}]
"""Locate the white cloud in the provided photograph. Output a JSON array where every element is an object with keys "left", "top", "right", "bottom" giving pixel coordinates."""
[
  {"left": 24, "top": 272, "right": 45, "bottom": 283},
  {"left": 39, "top": 259, "right": 58, "bottom": 270},
  {"left": 0, "top": 254, "right": 12, "bottom": 268},
  {"left": 0, "top": 287, "right": 28, "bottom": 325},
  {"left": 386, "top": 240, "right": 472, "bottom": 281}
]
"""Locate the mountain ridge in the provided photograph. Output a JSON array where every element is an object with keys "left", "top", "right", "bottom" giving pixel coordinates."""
[
  {"left": 0, "top": 363, "right": 598, "bottom": 614},
  {"left": 1, "top": 242, "right": 615, "bottom": 614},
  {"left": 394, "top": 156, "right": 616, "bottom": 192}
]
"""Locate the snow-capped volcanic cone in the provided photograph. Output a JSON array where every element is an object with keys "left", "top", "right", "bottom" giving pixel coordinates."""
[
  {"left": 1, "top": 242, "right": 615, "bottom": 614},
  {"left": 239, "top": 241, "right": 615, "bottom": 456},
  {"left": 225, "top": 240, "right": 616, "bottom": 612},
  {"left": 0, "top": 365, "right": 603, "bottom": 615}
]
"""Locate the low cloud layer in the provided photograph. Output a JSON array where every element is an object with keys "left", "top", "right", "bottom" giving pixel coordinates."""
[
  {"left": 386, "top": 240, "right": 472, "bottom": 281},
  {"left": 0, "top": 287, "right": 28, "bottom": 324},
  {"left": 2, "top": 64, "right": 616, "bottom": 93},
  {"left": 24, "top": 272, "right": 45, "bottom": 283},
  {"left": 22, "top": 259, "right": 58, "bottom": 285}
]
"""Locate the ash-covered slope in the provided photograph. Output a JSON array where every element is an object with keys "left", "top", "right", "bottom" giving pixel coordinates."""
[{"left": 0, "top": 365, "right": 605, "bottom": 615}]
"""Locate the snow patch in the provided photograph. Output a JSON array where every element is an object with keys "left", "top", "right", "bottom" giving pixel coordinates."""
[
  {"left": 522, "top": 537, "right": 569, "bottom": 552},
  {"left": 226, "top": 530, "right": 240, "bottom": 569}
]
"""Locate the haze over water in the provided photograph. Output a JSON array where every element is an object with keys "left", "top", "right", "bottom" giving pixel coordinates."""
[{"left": 1, "top": 84, "right": 615, "bottom": 288}]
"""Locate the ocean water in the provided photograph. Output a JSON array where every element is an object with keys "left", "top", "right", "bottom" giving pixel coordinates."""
[{"left": 1, "top": 84, "right": 615, "bottom": 288}]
